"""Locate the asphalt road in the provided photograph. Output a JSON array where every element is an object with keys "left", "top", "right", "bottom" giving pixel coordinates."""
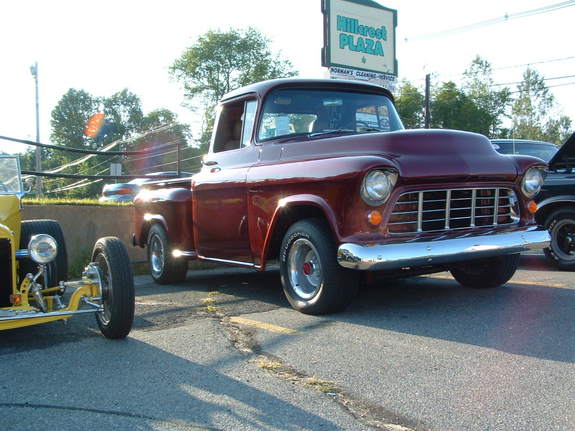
[{"left": 1, "top": 253, "right": 573, "bottom": 431}]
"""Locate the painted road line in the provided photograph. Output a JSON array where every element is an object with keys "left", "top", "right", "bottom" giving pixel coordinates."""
[
  {"left": 423, "top": 274, "right": 567, "bottom": 288},
  {"left": 230, "top": 316, "right": 299, "bottom": 335}
]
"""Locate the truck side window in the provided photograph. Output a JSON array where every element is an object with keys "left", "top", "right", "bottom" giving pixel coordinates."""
[
  {"left": 212, "top": 99, "right": 257, "bottom": 153},
  {"left": 241, "top": 100, "right": 257, "bottom": 148}
]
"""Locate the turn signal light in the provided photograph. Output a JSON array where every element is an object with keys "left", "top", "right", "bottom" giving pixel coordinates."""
[
  {"left": 527, "top": 201, "right": 538, "bottom": 214},
  {"left": 10, "top": 294, "right": 22, "bottom": 305},
  {"left": 368, "top": 210, "right": 383, "bottom": 226}
]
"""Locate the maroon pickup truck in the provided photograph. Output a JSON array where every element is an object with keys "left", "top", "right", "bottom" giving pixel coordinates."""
[{"left": 133, "top": 78, "right": 550, "bottom": 314}]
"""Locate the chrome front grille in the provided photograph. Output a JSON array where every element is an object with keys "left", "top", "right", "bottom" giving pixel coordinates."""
[{"left": 388, "top": 188, "right": 519, "bottom": 235}]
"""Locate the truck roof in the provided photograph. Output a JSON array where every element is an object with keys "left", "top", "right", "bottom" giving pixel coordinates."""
[{"left": 221, "top": 78, "right": 395, "bottom": 102}]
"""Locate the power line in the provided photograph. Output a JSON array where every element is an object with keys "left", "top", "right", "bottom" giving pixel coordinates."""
[{"left": 407, "top": 1, "right": 575, "bottom": 41}]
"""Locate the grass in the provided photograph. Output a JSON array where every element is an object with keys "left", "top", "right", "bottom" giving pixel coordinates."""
[{"left": 22, "top": 198, "right": 132, "bottom": 206}]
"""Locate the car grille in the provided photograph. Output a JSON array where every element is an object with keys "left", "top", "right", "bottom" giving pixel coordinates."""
[
  {"left": 388, "top": 187, "right": 519, "bottom": 235},
  {"left": 0, "top": 239, "right": 12, "bottom": 307}
]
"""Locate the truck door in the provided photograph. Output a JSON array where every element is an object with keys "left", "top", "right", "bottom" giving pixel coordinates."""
[{"left": 192, "top": 98, "right": 258, "bottom": 264}]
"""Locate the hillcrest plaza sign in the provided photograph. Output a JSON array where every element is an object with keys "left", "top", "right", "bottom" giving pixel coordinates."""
[{"left": 322, "top": 0, "right": 397, "bottom": 86}]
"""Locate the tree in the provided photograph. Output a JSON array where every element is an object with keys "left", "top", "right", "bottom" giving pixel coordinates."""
[
  {"left": 25, "top": 88, "right": 192, "bottom": 198},
  {"left": 170, "top": 27, "right": 297, "bottom": 148},
  {"left": 395, "top": 81, "right": 425, "bottom": 129},
  {"left": 511, "top": 68, "right": 572, "bottom": 145},
  {"left": 462, "top": 56, "right": 511, "bottom": 137},
  {"left": 431, "top": 81, "right": 482, "bottom": 132}
]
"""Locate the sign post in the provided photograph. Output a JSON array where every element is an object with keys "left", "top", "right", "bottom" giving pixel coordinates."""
[{"left": 322, "top": 0, "right": 397, "bottom": 91}]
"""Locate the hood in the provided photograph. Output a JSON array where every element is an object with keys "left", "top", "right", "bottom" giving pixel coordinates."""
[
  {"left": 548, "top": 132, "right": 575, "bottom": 171},
  {"left": 293, "top": 129, "right": 521, "bottom": 182},
  {"left": 0, "top": 195, "right": 22, "bottom": 239}
]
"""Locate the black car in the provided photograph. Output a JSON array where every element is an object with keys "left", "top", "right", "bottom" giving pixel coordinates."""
[
  {"left": 532, "top": 134, "right": 575, "bottom": 269},
  {"left": 491, "top": 138, "right": 559, "bottom": 162}
]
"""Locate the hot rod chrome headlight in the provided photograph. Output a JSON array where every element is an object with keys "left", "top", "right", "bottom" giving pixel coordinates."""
[
  {"left": 28, "top": 234, "right": 57, "bottom": 264},
  {"left": 361, "top": 170, "right": 398, "bottom": 206},
  {"left": 521, "top": 167, "right": 545, "bottom": 198}
]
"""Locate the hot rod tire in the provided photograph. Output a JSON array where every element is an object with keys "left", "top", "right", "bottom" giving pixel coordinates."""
[
  {"left": 279, "top": 218, "right": 359, "bottom": 315},
  {"left": 449, "top": 254, "right": 520, "bottom": 288},
  {"left": 543, "top": 209, "right": 575, "bottom": 270},
  {"left": 147, "top": 224, "right": 188, "bottom": 284},
  {"left": 19, "top": 219, "right": 68, "bottom": 287},
  {"left": 92, "top": 237, "right": 134, "bottom": 339}
]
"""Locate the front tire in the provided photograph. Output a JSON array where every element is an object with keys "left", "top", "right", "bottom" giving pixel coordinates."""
[
  {"left": 544, "top": 209, "right": 575, "bottom": 270},
  {"left": 147, "top": 224, "right": 188, "bottom": 284},
  {"left": 279, "top": 218, "right": 359, "bottom": 314},
  {"left": 449, "top": 254, "right": 520, "bottom": 288},
  {"left": 92, "top": 237, "right": 135, "bottom": 339}
]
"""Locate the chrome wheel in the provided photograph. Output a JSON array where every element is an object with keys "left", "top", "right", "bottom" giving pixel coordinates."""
[
  {"left": 287, "top": 238, "right": 323, "bottom": 300},
  {"left": 149, "top": 233, "right": 165, "bottom": 277}
]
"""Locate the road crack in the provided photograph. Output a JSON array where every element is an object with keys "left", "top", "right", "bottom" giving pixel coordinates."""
[{"left": 219, "top": 315, "right": 427, "bottom": 431}]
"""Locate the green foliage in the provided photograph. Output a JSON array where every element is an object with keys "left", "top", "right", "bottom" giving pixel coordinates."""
[
  {"left": 395, "top": 57, "right": 572, "bottom": 146},
  {"left": 511, "top": 68, "right": 572, "bottom": 145},
  {"left": 32, "top": 88, "right": 195, "bottom": 199},
  {"left": 170, "top": 27, "right": 297, "bottom": 147},
  {"left": 395, "top": 81, "right": 425, "bottom": 129}
]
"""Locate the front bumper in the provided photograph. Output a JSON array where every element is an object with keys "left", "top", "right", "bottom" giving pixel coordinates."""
[{"left": 337, "top": 226, "right": 550, "bottom": 271}]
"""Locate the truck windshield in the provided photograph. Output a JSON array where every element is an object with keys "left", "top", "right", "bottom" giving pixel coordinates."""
[
  {"left": 0, "top": 156, "right": 22, "bottom": 195},
  {"left": 257, "top": 88, "right": 404, "bottom": 141}
]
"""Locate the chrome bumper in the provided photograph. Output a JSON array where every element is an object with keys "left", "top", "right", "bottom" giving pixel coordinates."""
[{"left": 337, "top": 226, "right": 550, "bottom": 271}]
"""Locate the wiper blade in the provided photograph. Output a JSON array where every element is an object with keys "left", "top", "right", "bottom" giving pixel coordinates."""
[{"left": 309, "top": 129, "right": 356, "bottom": 138}]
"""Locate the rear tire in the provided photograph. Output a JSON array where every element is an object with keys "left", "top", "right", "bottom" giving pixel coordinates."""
[
  {"left": 449, "top": 254, "right": 520, "bottom": 288},
  {"left": 543, "top": 209, "right": 575, "bottom": 270},
  {"left": 147, "top": 224, "right": 188, "bottom": 284},
  {"left": 279, "top": 218, "right": 359, "bottom": 314},
  {"left": 19, "top": 220, "right": 68, "bottom": 287},
  {"left": 92, "top": 237, "right": 135, "bottom": 339}
]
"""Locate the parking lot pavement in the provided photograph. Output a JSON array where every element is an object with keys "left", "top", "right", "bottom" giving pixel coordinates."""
[
  {"left": 2, "top": 253, "right": 573, "bottom": 431},
  {"left": 0, "top": 318, "right": 364, "bottom": 431}
]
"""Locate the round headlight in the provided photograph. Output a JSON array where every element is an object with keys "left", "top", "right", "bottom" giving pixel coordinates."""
[
  {"left": 521, "top": 167, "right": 544, "bottom": 198},
  {"left": 361, "top": 170, "right": 397, "bottom": 206},
  {"left": 28, "top": 234, "right": 58, "bottom": 264}
]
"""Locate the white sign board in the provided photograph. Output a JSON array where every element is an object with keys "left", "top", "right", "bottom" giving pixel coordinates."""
[
  {"left": 322, "top": 0, "right": 397, "bottom": 76},
  {"left": 110, "top": 163, "right": 122, "bottom": 176}
]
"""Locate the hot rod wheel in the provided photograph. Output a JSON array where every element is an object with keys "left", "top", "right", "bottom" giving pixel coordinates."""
[
  {"left": 544, "top": 209, "right": 575, "bottom": 270},
  {"left": 279, "top": 218, "right": 359, "bottom": 314},
  {"left": 147, "top": 224, "right": 188, "bottom": 284},
  {"left": 92, "top": 237, "right": 135, "bottom": 339}
]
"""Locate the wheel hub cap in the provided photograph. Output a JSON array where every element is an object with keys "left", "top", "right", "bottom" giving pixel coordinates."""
[{"left": 287, "top": 238, "right": 322, "bottom": 300}]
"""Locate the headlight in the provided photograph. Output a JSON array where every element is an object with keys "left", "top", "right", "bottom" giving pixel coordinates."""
[
  {"left": 521, "top": 167, "right": 545, "bottom": 198},
  {"left": 361, "top": 170, "right": 397, "bottom": 206},
  {"left": 28, "top": 234, "right": 58, "bottom": 264}
]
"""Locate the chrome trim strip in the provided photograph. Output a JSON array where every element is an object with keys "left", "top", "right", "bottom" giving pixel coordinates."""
[
  {"left": 197, "top": 255, "right": 257, "bottom": 268},
  {"left": 492, "top": 188, "right": 500, "bottom": 225},
  {"left": 471, "top": 189, "right": 476, "bottom": 227},
  {"left": 417, "top": 192, "right": 423, "bottom": 232},
  {"left": 15, "top": 249, "right": 29, "bottom": 259},
  {"left": 337, "top": 226, "right": 550, "bottom": 271}
]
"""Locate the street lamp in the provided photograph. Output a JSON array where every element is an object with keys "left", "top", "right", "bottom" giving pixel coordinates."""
[{"left": 30, "top": 62, "right": 42, "bottom": 196}]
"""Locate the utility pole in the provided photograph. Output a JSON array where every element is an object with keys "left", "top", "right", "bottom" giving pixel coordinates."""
[
  {"left": 30, "top": 62, "right": 43, "bottom": 196},
  {"left": 424, "top": 73, "right": 431, "bottom": 129}
]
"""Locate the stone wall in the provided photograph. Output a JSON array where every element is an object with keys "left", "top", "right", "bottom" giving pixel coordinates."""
[{"left": 23, "top": 205, "right": 147, "bottom": 266}]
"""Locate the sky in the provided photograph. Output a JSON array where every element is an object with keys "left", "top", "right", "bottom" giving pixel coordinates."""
[{"left": 1, "top": 0, "right": 573, "bottom": 154}]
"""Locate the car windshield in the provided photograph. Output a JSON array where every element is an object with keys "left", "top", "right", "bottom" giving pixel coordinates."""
[
  {"left": 0, "top": 156, "right": 23, "bottom": 195},
  {"left": 257, "top": 88, "right": 404, "bottom": 141},
  {"left": 493, "top": 141, "right": 558, "bottom": 162}
]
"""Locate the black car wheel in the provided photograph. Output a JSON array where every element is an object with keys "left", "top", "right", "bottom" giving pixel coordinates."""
[
  {"left": 92, "top": 237, "right": 135, "bottom": 339},
  {"left": 147, "top": 224, "right": 188, "bottom": 284},
  {"left": 279, "top": 218, "right": 359, "bottom": 314},
  {"left": 449, "top": 254, "right": 520, "bottom": 288},
  {"left": 544, "top": 209, "right": 575, "bottom": 270},
  {"left": 19, "top": 220, "right": 68, "bottom": 288}
]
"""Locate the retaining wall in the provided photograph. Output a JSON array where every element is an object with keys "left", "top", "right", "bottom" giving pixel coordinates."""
[{"left": 23, "top": 205, "right": 147, "bottom": 266}]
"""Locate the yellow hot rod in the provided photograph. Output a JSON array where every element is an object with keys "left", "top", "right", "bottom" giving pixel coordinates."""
[{"left": 0, "top": 156, "right": 134, "bottom": 339}]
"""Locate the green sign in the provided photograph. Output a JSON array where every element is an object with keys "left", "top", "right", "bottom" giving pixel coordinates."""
[{"left": 322, "top": 0, "right": 397, "bottom": 76}]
